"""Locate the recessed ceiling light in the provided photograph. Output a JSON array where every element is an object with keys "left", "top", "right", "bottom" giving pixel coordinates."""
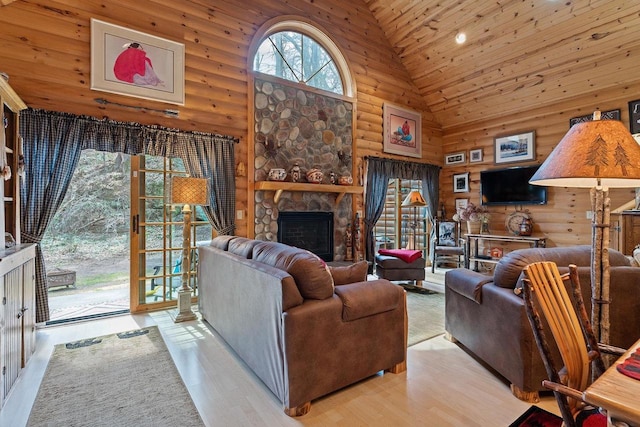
[{"left": 455, "top": 32, "right": 466, "bottom": 44}]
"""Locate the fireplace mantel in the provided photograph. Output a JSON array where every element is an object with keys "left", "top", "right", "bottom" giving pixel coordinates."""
[{"left": 255, "top": 181, "right": 363, "bottom": 204}]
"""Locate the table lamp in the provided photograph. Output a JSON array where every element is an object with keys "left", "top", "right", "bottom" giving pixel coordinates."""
[
  {"left": 529, "top": 111, "right": 640, "bottom": 345},
  {"left": 171, "top": 176, "right": 209, "bottom": 323},
  {"left": 402, "top": 189, "right": 427, "bottom": 250}
]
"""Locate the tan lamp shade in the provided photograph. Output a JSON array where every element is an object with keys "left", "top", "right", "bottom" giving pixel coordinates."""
[
  {"left": 402, "top": 189, "right": 427, "bottom": 207},
  {"left": 171, "top": 176, "right": 209, "bottom": 206},
  {"left": 530, "top": 119, "right": 640, "bottom": 189}
]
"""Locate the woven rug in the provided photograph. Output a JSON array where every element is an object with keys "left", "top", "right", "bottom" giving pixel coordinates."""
[
  {"left": 27, "top": 326, "right": 204, "bottom": 427},
  {"left": 407, "top": 290, "right": 445, "bottom": 346}
]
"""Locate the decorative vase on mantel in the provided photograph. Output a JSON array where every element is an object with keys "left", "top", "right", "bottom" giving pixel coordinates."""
[{"left": 466, "top": 221, "right": 481, "bottom": 234}]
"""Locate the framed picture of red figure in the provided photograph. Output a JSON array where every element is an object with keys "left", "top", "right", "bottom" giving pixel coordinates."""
[
  {"left": 383, "top": 103, "right": 422, "bottom": 158},
  {"left": 91, "top": 19, "right": 185, "bottom": 105}
]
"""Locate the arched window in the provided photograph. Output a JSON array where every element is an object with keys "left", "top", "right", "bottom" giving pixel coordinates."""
[{"left": 251, "top": 20, "right": 352, "bottom": 97}]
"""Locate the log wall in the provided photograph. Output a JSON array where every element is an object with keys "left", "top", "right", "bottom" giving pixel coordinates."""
[
  {"left": 1, "top": 0, "right": 637, "bottom": 249},
  {"left": 0, "top": 0, "right": 441, "bottom": 237},
  {"left": 440, "top": 85, "right": 640, "bottom": 248}
]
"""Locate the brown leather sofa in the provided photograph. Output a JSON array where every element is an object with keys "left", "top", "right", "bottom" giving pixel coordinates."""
[
  {"left": 445, "top": 245, "right": 640, "bottom": 401},
  {"left": 198, "top": 236, "right": 407, "bottom": 416}
]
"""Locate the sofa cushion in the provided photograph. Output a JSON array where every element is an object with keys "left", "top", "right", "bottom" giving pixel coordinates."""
[
  {"left": 227, "top": 237, "right": 260, "bottom": 258},
  {"left": 329, "top": 261, "right": 368, "bottom": 286},
  {"left": 445, "top": 268, "right": 493, "bottom": 303},
  {"left": 493, "top": 245, "right": 630, "bottom": 289},
  {"left": 333, "top": 280, "right": 400, "bottom": 321},
  {"left": 209, "top": 235, "right": 238, "bottom": 250},
  {"left": 253, "top": 241, "right": 334, "bottom": 300}
]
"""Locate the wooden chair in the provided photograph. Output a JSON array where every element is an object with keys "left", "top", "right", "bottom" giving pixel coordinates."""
[
  {"left": 522, "top": 262, "right": 625, "bottom": 427},
  {"left": 431, "top": 219, "right": 465, "bottom": 273}
]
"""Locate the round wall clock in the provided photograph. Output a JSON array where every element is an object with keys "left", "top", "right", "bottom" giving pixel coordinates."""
[{"left": 506, "top": 211, "right": 532, "bottom": 236}]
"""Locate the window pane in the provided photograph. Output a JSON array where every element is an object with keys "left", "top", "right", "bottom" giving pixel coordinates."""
[{"left": 253, "top": 30, "right": 343, "bottom": 95}]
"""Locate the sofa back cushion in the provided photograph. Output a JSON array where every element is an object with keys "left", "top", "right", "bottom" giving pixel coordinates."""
[
  {"left": 253, "top": 241, "right": 334, "bottom": 300},
  {"left": 227, "top": 237, "right": 260, "bottom": 258},
  {"left": 494, "top": 245, "right": 630, "bottom": 289},
  {"left": 209, "top": 235, "right": 238, "bottom": 250}
]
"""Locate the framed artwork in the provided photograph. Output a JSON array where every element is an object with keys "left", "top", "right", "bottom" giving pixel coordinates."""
[
  {"left": 469, "top": 148, "right": 483, "bottom": 163},
  {"left": 494, "top": 130, "right": 535, "bottom": 164},
  {"left": 445, "top": 152, "right": 465, "bottom": 165},
  {"left": 455, "top": 198, "right": 468, "bottom": 211},
  {"left": 91, "top": 19, "right": 185, "bottom": 105},
  {"left": 453, "top": 173, "right": 469, "bottom": 193},
  {"left": 629, "top": 100, "right": 640, "bottom": 134},
  {"left": 383, "top": 103, "right": 422, "bottom": 158},
  {"left": 569, "top": 109, "right": 620, "bottom": 128}
]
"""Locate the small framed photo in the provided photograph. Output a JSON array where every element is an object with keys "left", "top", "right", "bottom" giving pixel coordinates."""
[
  {"left": 445, "top": 152, "right": 465, "bottom": 165},
  {"left": 469, "top": 148, "right": 483, "bottom": 163},
  {"left": 570, "top": 109, "right": 620, "bottom": 128},
  {"left": 383, "top": 103, "right": 422, "bottom": 158},
  {"left": 494, "top": 130, "right": 535, "bottom": 164},
  {"left": 629, "top": 100, "right": 640, "bottom": 134},
  {"left": 455, "top": 198, "right": 468, "bottom": 211},
  {"left": 453, "top": 173, "right": 469, "bottom": 193},
  {"left": 91, "top": 19, "right": 185, "bottom": 105}
]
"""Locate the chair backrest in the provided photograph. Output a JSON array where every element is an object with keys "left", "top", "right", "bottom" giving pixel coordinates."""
[
  {"left": 522, "top": 261, "right": 603, "bottom": 424},
  {"left": 434, "top": 220, "right": 459, "bottom": 247}
]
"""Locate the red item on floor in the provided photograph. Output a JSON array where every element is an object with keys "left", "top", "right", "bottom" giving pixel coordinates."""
[{"left": 378, "top": 248, "right": 422, "bottom": 263}]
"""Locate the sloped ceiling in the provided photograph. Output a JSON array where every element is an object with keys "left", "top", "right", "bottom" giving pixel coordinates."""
[{"left": 363, "top": 0, "right": 640, "bottom": 130}]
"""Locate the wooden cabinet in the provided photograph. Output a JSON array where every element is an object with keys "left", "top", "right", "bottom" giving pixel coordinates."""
[
  {"left": 0, "top": 77, "right": 27, "bottom": 249},
  {"left": 621, "top": 211, "right": 640, "bottom": 255},
  {"left": 0, "top": 243, "right": 36, "bottom": 409}
]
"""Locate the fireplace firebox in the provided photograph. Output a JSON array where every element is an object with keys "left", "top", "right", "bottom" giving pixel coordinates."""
[{"left": 277, "top": 212, "right": 334, "bottom": 261}]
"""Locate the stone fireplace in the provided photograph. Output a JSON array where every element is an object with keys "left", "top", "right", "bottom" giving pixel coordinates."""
[
  {"left": 253, "top": 78, "right": 354, "bottom": 261},
  {"left": 277, "top": 212, "right": 334, "bottom": 261}
]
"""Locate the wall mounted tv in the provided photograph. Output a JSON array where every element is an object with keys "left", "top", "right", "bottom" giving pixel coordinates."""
[{"left": 480, "top": 165, "right": 547, "bottom": 206}]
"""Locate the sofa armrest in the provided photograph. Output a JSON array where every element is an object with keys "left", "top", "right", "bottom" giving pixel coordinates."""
[
  {"left": 334, "top": 279, "right": 401, "bottom": 321},
  {"left": 445, "top": 268, "right": 493, "bottom": 303}
]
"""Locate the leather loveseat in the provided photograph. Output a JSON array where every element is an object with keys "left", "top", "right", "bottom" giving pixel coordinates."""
[
  {"left": 198, "top": 236, "right": 407, "bottom": 416},
  {"left": 445, "top": 245, "right": 640, "bottom": 402}
]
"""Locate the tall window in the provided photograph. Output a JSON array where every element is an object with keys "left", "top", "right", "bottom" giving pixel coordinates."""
[
  {"left": 251, "top": 20, "right": 353, "bottom": 97},
  {"left": 374, "top": 179, "right": 429, "bottom": 255}
]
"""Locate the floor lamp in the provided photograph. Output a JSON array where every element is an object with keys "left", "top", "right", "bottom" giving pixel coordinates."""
[
  {"left": 171, "top": 176, "right": 209, "bottom": 323},
  {"left": 402, "top": 189, "right": 427, "bottom": 250},
  {"left": 529, "top": 112, "right": 640, "bottom": 346}
]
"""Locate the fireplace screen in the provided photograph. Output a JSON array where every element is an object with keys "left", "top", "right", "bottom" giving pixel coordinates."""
[{"left": 277, "top": 212, "right": 334, "bottom": 261}]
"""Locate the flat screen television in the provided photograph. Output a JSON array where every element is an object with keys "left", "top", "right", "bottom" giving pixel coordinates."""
[{"left": 480, "top": 165, "right": 547, "bottom": 206}]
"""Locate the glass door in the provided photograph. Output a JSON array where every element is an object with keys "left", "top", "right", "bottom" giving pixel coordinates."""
[{"left": 130, "top": 155, "right": 212, "bottom": 312}]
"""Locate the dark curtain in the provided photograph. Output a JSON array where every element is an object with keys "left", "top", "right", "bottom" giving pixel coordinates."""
[
  {"left": 20, "top": 108, "right": 238, "bottom": 322},
  {"left": 363, "top": 156, "right": 440, "bottom": 266},
  {"left": 20, "top": 111, "right": 85, "bottom": 323}
]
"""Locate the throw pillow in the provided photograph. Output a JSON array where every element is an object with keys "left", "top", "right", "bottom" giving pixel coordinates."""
[{"left": 329, "top": 261, "right": 369, "bottom": 285}]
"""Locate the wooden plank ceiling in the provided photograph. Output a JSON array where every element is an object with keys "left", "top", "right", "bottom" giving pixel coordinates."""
[{"left": 362, "top": 0, "right": 640, "bottom": 130}]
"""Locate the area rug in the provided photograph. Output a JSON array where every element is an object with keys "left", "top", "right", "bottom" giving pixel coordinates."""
[
  {"left": 406, "top": 290, "right": 445, "bottom": 346},
  {"left": 509, "top": 405, "right": 562, "bottom": 427},
  {"left": 27, "top": 326, "right": 204, "bottom": 427}
]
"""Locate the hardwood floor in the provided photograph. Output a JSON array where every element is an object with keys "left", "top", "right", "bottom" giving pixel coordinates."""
[{"left": 0, "top": 307, "right": 558, "bottom": 426}]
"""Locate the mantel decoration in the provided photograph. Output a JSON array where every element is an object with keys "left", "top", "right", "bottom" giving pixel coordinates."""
[
  {"left": 530, "top": 110, "right": 640, "bottom": 348},
  {"left": 383, "top": 103, "right": 422, "bottom": 158},
  {"left": 453, "top": 202, "right": 490, "bottom": 234},
  {"left": 91, "top": 19, "right": 185, "bottom": 105}
]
